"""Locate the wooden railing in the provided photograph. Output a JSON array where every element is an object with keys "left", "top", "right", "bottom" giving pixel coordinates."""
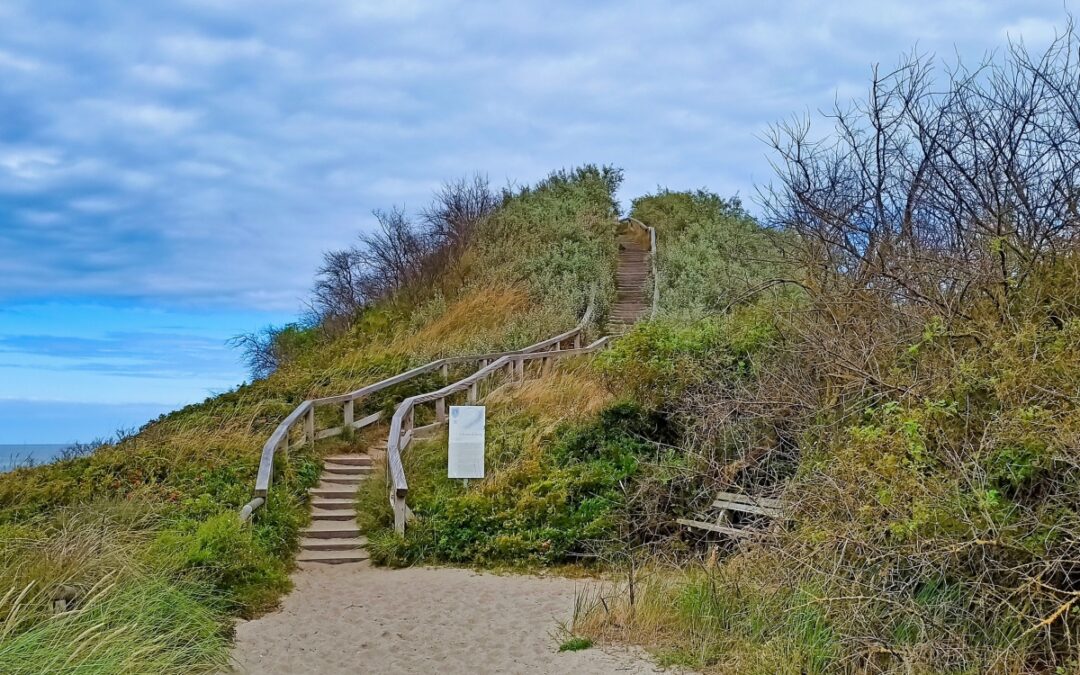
[
  {"left": 239, "top": 295, "right": 598, "bottom": 522},
  {"left": 625, "top": 217, "right": 659, "bottom": 318},
  {"left": 384, "top": 333, "right": 614, "bottom": 533},
  {"left": 240, "top": 216, "right": 660, "bottom": 526}
]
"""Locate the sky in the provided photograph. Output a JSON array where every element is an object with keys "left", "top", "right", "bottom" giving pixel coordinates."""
[{"left": 0, "top": 0, "right": 1070, "bottom": 443}]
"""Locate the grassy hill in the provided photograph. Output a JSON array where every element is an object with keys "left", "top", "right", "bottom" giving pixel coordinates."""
[{"left": 0, "top": 166, "right": 621, "bottom": 673}]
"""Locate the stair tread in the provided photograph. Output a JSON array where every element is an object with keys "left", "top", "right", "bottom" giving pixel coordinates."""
[
  {"left": 309, "top": 488, "right": 358, "bottom": 498},
  {"left": 312, "top": 508, "right": 357, "bottom": 520},
  {"left": 311, "top": 498, "right": 354, "bottom": 508},
  {"left": 297, "top": 550, "right": 370, "bottom": 563},
  {"left": 300, "top": 536, "right": 367, "bottom": 550}
]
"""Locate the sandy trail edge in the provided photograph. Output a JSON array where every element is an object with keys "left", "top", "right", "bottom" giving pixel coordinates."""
[{"left": 229, "top": 563, "right": 678, "bottom": 674}]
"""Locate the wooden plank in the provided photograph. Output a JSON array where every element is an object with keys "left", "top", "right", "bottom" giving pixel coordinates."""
[
  {"left": 712, "top": 499, "right": 783, "bottom": 518},
  {"left": 316, "top": 426, "right": 343, "bottom": 440},
  {"left": 413, "top": 422, "right": 441, "bottom": 439},
  {"left": 350, "top": 411, "right": 383, "bottom": 429},
  {"left": 677, "top": 519, "right": 755, "bottom": 537},
  {"left": 713, "top": 491, "right": 783, "bottom": 509}
]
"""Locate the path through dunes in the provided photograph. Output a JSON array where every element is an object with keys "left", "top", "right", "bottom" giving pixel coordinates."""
[
  {"left": 605, "top": 228, "right": 652, "bottom": 334},
  {"left": 230, "top": 565, "right": 676, "bottom": 674}
]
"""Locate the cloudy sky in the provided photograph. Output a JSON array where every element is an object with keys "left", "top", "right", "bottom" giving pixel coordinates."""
[{"left": 0, "top": 0, "right": 1068, "bottom": 442}]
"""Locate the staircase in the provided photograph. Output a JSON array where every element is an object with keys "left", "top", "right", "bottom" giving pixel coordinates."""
[
  {"left": 605, "top": 230, "right": 652, "bottom": 334},
  {"left": 298, "top": 440, "right": 384, "bottom": 564}
]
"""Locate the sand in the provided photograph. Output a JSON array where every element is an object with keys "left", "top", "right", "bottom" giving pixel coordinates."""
[{"left": 230, "top": 563, "right": 673, "bottom": 674}]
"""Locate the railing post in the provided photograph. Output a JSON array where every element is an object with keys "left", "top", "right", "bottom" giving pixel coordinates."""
[
  {"left": 440, "top": 363, "right": 449, "bottom": 379},
  {"left": 305, "top": 406, "right": 315, "bottom": 445},
  {"left": 344, "top": 398, "right": 354, "bottom": 429},
  {"left": 436, "top": 396, "right": 446, "bottom": 423},
  {"left": 393, "top": 492, "right": 407, "bottom": 534},
  {"left": 515, "top": 356, "right": 524, "bottom": 381},
  {"left": 574, "top": 333, "right": 581, "bottom": 349},
  {"left": 468, "top": 381, "right": 478, "bottom": 403}
]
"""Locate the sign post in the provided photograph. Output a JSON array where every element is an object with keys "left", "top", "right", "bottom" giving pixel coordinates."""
[{"left": 448, "top": 405, "right": 485, "bottom": 483}]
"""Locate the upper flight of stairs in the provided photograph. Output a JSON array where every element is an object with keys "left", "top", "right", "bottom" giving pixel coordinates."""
[
  {"left": 298, "top": 440, "right": 385, "bottom": 565},
  {"left": 605, "top": 231, "right": 651, "bottom": 334}
]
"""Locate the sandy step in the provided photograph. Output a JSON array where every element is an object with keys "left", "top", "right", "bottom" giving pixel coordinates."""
[
  {"left": 323, "top": 462, "right": 370, "bottom": 474},
  {"left": 320, "top": 475, "right": 364, "bottom": 486},
  {"left": 296, "top": 549, "right": 370, "bottom": 564},
  {"left": 324, "top": 455, "right": 373, "bottom": 466},
  {"left": 309, "top": 487, "right": 357, "bottom": 499},
  {"left": 312, "top": 508, "right": 357, "bottom": 521},
  {"left": 311, "top": 498, "right": 355, "bottom": 510},
  {"left": 302, "top": 521, "right": 360, "bottom": 538},
  {"left": 300, "top": 536, "right": 368, "bottom": 551}
]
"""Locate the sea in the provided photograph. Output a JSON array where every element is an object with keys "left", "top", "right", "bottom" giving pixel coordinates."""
[{"left": 0, "top": 444, "right": 73, "bottom": 472}]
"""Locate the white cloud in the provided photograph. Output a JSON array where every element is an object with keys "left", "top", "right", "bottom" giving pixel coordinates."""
[
  {"left": 0, "top": 149, "right": 62, "bottom": 181},
  {"left": 104, "top": 102, "right": 200, "bottom": 134},
  {"left": 158, "top": 34, "right": 279, "bottom": 65},
  {"left": 1001, "top": 17, "right": 1061, "bottom": 47},
  {"left": 130, "top": 63, "right": 189, "bottom": 88},
  {"left": 0, "top": 48, "right": 41, "bottom": 72}
]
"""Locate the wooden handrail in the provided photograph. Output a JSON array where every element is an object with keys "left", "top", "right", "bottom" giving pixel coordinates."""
[
  {"left": 625, "top": 217, "right": 659, "bottom": 318},
  {"left": 239, "top": 289, "right": 598, "bottom": 522},
  {"left": 384, "top": 335, "right": 614, "bottom": 533}
]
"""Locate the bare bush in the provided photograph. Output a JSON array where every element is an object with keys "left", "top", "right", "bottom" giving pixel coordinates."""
[
  {"left": 422, "top": 173, "right": 498, "bottom": 247},
  {"left": 762, "top": 23, "right": 1080, "bottom": 322},
  {"left": 229, "top": 325, "right": 287, "bottom": 379},
  {"left": 310, "top": 176, "right": 497, "bottom": 327}
]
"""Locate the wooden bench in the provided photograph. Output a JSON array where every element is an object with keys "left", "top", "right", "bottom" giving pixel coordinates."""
[{"left": 677, "top": 491, "right": 784, "bottom": 538}]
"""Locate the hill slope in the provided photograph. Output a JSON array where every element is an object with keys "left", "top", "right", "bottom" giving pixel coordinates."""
[{"left": 0, "top": 166, "right": 621, "bottom": 673}]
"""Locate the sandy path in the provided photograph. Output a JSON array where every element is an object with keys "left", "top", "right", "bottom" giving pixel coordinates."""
[{"left": 230, "top": 563, "right": 671, "bottom": 674}]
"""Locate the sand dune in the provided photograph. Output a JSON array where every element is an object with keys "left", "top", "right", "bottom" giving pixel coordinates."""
[{"left": 231, "top": 563, "right": 675, "bottom": 674}]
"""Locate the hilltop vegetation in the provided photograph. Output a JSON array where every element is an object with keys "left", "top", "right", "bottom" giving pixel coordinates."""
[
  {"left": 0, "top": 166, "right": 621, "bottom": 673},
  {"left": 571, "top": 33, "right": 1080, "bottom": 674}
]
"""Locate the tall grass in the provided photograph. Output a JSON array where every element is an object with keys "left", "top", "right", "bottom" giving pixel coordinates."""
[{"left": 0, "top": 576, "right": 228, "bottom": 675}]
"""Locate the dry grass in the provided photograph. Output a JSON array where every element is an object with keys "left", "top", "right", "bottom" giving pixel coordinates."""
[
  {"left": 397, "top": 285, "right": 531, "bottom": 355},
  {"left": 487, "top": 358, "right": 612, "bottom": 425}
]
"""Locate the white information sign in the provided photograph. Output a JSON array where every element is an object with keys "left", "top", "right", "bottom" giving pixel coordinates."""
[{"left": 448, "top": 405, "right": 485, "bottom": 479}]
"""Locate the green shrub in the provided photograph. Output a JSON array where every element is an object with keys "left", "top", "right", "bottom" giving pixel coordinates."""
[
  {"left": 631, "top": 190, "right": 790, "bottom": 319},
  {"left": 363, "top": 402, "right": 670, "bottom": 566}
]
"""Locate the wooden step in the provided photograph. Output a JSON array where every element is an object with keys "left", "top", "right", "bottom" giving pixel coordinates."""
[
  {"left": 311, "top": 498, "right": 355, "bottom": 510},
  {"left": 302, "top": 521, "right": 360, "bottom": 538},
  {"left": 320, "top": 475, "right": 363, "bottom": 485},
  {"left": 324, "top": 455, "right": 373, "bottom": 466},
  {"left": 323, "top": 462, "right": 370, "bottom": 474},
  {"left": 301, "top": 536, "right": 368, "bottom": 551},
  {"left": 297, "top": 549, "right": 370, "bottom": 564},
  {"left": 312, "top": 508, "right": 357, "bottom": 521},
  {"left": 309, "top": 487, "right": 357, "bottom": 499}
]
